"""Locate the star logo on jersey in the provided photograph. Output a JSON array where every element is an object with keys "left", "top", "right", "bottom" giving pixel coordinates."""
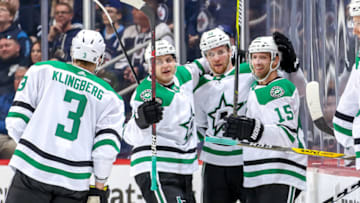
[
  {"left": 180, "top": 109, "right": 194, "bottom": 142},
  {"left": 208, "top": 93, "right": 245, "bottom": 136},
  {"left": 270, "top": 86, "right": 285, "bottom": 98}
]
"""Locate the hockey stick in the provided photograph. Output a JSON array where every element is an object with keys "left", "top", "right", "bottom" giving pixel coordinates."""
[
  {"left": 205, "top": 137, "right": 355, "bottom": 160},
  {"left": 233, "top": 0, "right": 244, "bottom": 115},
  {"left": 118, "top": 0, "right": 158, "bottom": 191},
  {"left": 323, "top": 180, "right": 360, "bottom": 203},
  {"left": 93, "top": 0, "right": 139, "bottom": 84},
  {"left": 306, "top": 81, "right": 334, "bottom": 136}
]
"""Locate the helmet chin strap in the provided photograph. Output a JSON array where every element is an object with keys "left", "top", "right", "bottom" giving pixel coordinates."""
[{"left": 251, "top": 59, "right": 280, "bottom": 83}]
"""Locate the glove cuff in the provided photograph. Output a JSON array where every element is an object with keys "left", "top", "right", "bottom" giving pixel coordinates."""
[{"left": 250, "top": 119, "right": 264, "bottom": 142}]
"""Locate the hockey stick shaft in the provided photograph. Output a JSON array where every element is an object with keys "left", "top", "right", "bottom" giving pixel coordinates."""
[
  {"left": 205, "top": 137, "right": 355, "bottom": 160},
  {"left": 233, "top": 0, "right": 244, "bottom": 115},
  {"left": 93, "top": 0, "right": 140, "bottom": 84},
  {"left": 323, "top": 180, "right": 360, "bottom": 203},
  {"left": 150, "top": 23, "right": 157, "bottom": 191},
  {"left": 306, "top": 81, "right": 334, "bottom": 136},
  {"left": 119, "top": 0, "right": 158, "bottom": 191}
]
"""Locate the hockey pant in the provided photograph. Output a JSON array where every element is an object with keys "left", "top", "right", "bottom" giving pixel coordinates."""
[
  {"left": 202, "top": 163, "right": 247, "bottom": 203},
  {"left": 135, "top": 171, "right": 195, "bottom": 203},
  {"left": 6, "top": 170, "right": 88, "bottom": 203},
  {"left": 246, "top": 184, "right": 301, "bottom": 203}
]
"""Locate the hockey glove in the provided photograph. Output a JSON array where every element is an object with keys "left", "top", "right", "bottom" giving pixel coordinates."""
[
  {"left": 135, "top": 100, "right": 163, "bottom": 129},
  {"left": 86, "top": 185, "right": 109, "bottom": 203},
  {"left": 223, "top": 115, "right": 264, "bottom": 142},
  {"left": 273, "top": 31, "right": 299, "bottom": 73}
]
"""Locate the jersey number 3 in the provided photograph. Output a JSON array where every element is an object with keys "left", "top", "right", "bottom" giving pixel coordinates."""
[{"left": 55, "top": 90, "right": 87, "bottom": 141}]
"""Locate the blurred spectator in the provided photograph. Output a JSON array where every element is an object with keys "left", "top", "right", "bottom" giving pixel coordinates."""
[
  {"left": 48, "top": 2, "right": 82, "bottom": 62},
  {"left": 18, "top": 0, "right": 41, "bottom": 41},
  {"left": 120, "top": 3, "right": 173, "bottom": 117},
  {"left": 101, "top": 0, "right": 125, "bottom": 62},
  {"left": 0, "top": 1, "right": 32, "bottom": 66},
  {"left": 0, "top": 37, "right": 22, "bottom": 92},
  {"left": 0, "top": 66, "right": 26, "bottom": 159},
  {"left": 155, "top": 0, "right": 201, "bottom": 61},
  {"left": 121, "top": 5, "right": 173, "bottom": 79},
  {"left": 30, "top": 40, "right": 41, "bottom": 65}
]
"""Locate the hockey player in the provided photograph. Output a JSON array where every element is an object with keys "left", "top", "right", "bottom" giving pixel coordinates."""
[
  {"left": 123, "top": 39, "right": 208, "bottom": 203},
  {"left": 223, "top": 36, "right": 307, "bottom": 203},
  {"left": 194, "top": 28, "right": 305, "bottom": 203},
  {"left": 5, "top": 30, "right": 125, "bottom": 203},
  {"left": 332, "top": 0, "right": 360, "bottom": 170}
]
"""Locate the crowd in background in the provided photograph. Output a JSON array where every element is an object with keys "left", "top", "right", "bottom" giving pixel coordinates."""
[{"left": 0, "top": 0, "right": 269, "bottom": 159}]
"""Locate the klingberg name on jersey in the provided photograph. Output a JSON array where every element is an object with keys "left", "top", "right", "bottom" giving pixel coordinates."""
[{"left": 52, "top": 70, "right": 104, "bottom": 100}]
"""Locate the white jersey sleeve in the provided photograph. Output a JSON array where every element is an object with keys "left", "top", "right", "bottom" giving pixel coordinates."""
[{"left": 333, "top": 65, "right": 360, "bottom": 148}]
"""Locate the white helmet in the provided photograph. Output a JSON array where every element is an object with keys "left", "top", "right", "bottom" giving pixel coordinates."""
[
  {"left": 144, "top": 39, "right": 176, "bottom": 64},
  {"left": 71, "top": 30, "right": 105, "bottom": 67},
  {"left": 199, "top": 28, "right": 231, "bottom": 57},
  {"left": 248, "top": 36, "right": 280, "bottom": 82},
  {"left": 350, "top": 0, "right": 360, "bottom": 16}
]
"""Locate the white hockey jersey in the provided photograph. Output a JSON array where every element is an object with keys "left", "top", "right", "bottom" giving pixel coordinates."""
[
  {"left": 333, "top": 61, "right": 359, "bottom": 148},
  {"left": 194, "top": 64, "right": 253, "bottom": 166},
  {"left": 334, "top": 54, "right": 360, "bottom": 169},
  {"left": 6, "top": 61, "right": 125, "bottom": 191},
  {"left": 194, "top": 63, "right": 307, "bottom": 167},
  {"left": 244, "top": 78, "right": 307, "bottom": 190},
  {"left": 124, "top": 59, "right": 207, "bottom": 176}
]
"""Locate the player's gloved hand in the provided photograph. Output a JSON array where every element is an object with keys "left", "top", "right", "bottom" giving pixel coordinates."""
[
  {"left": 135, "top": 100, "right": 163, "bottom": 129},
  {"left": 273, "top": 31, "right": 299, "bottom": 73},
  {"left": 86, "top": 185, "right": 110, "bottom": 203},
  {"left": 223, "top": 115, "right": 264, "bottom": 142}
]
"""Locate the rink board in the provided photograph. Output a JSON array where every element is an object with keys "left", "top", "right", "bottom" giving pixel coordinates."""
[{"left": 1, "top": 159, "right": 360, "bottom": 203}]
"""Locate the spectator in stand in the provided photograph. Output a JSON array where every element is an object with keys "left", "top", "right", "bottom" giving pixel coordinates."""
[
  {"left": 0, "top": 1, "right": 31, "bottom": 66},
  {"left": 18, "top": 0, "right": 41, "bottom": 42},
  {"left": 120, "top": 0, "right": 173, "bottom": 117},
  {"left": 101, "top": 0, "right": 125, "bottom": 62},
  {"left": 0, "top": 37, "right": 23, "bottom": 92},
  {"left": 30, "top": 40, "right": 41, "bottom": 65},
  {"left": 48, "top": 2, "right": 82, "bottom": 62},
  {"left": 0, "top": 66, "right": 27, "bottom": 159}
]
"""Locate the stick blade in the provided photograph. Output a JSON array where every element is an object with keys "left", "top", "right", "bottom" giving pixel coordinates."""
[{"left": 306, "top": 81, "right": 334, "bottom": 136}]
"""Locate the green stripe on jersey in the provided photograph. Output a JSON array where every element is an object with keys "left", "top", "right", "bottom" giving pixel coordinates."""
[
  {"left": 228, "top": 63, "right": 252, "bottom": 76},
  {"left": 333, "top": 123, "right": 352, "bottom": 136},
  {"left": 193, "top": 75, "right": 211, "bottom": 93},
  {"left": 34, "top": 61, "right": 122, "bottom": 100},
  {"left": 193, "top": 59, "right": 205, "bottom": 74},
  {"left": 278, "top": 125, "right": 295, "bottom": 143},
  {"left": 253, "top": 78, "right": 296, "bottom": 105},
  {"left": 244, "top": 168, "right": 306, "bottom": 181},
  {"left": 131, "top": 155, "right": 197, "bottom": 166},
  {"left": 202, "top": 146, "right": 242, "bottom": 156},
  {"left": 7, "top": 112, "right": 30, "bottom": 123},
  {"left": 14, "top": 150, "right": 91, "bottom": 179},
  {"left": 175, "top": 66, "right": 192, "bottom": 85},
  {"left": 356, "top": 151, "right": 360, "bottom": 158},
  {"left": 93, "top": 139, "right": 120, "bottom": 152}
]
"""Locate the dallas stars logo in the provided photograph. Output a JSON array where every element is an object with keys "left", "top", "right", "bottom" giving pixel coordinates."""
[
  {"left": 208, "top": 93, "right": 245, "bottom": 136},
  {"left": 180, "top": 109, "right": 194, "bottom": 142}
]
